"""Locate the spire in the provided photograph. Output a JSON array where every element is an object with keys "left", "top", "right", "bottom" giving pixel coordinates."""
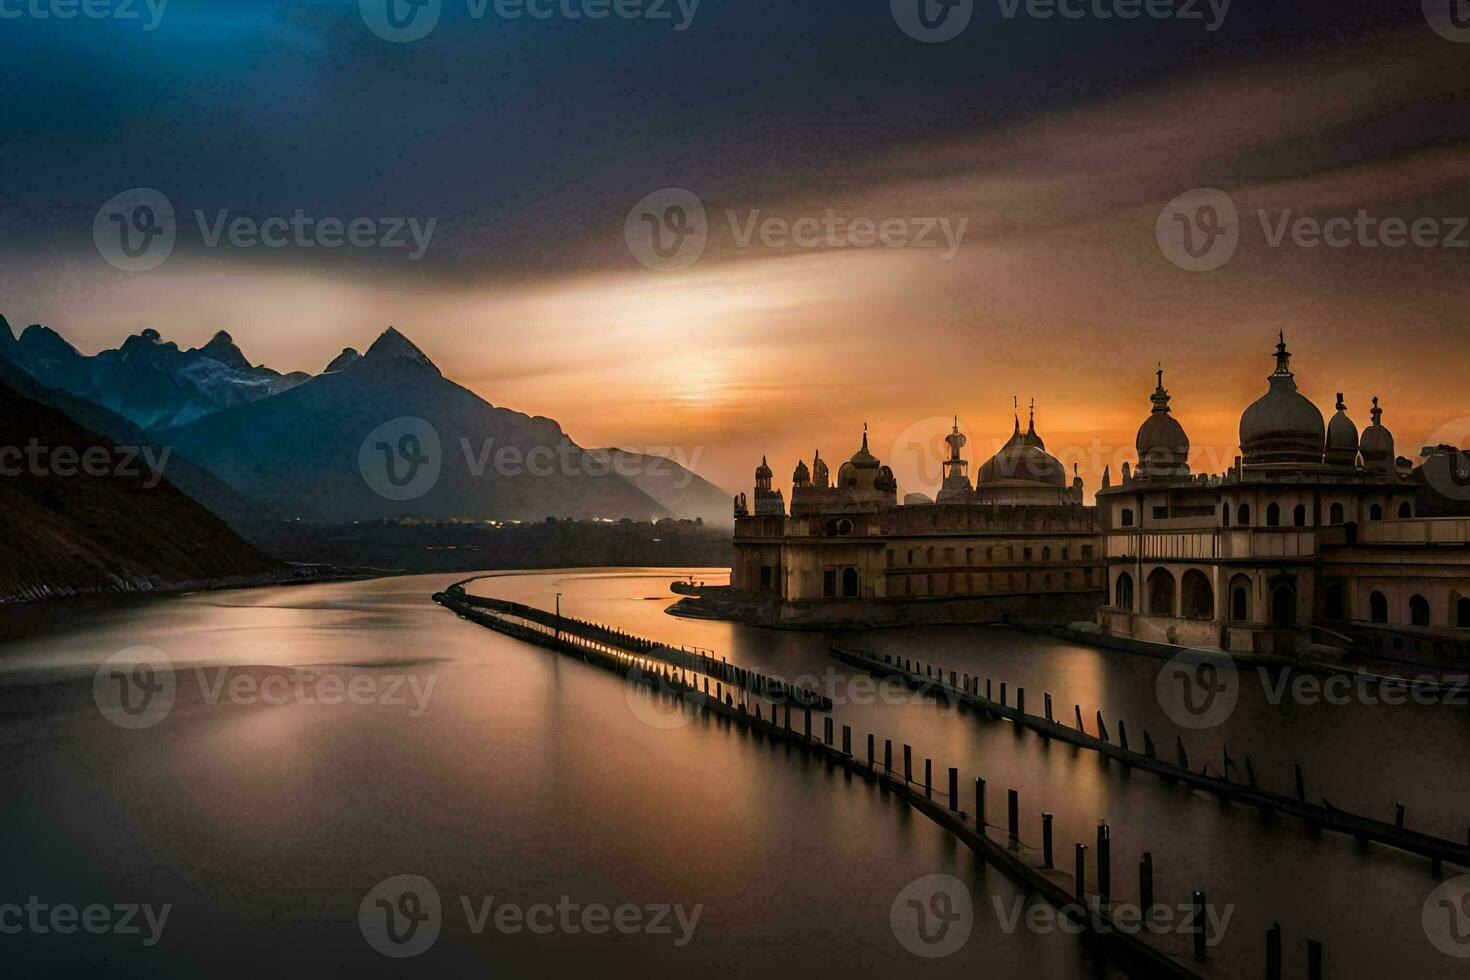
[
  {"left": 1272, "top": 331, "right": 1293, "bottom": 378},
  {"left": 1371, "top": 395, "right": 1383, "bottom": 426},
  {"left": 1101, "top": 464, "right": 1111, "bottom": 488},
  {"left": 1150, "top": 363, "right": 1172, "bottom": 414},
  {"left": 861, "top": 422, "right": 868, "bottom": 452},
  {"left": 1335, "top": 392, "right": 1346, "bottom": 413},
  {"left": 1028, "top": 397, "right": 1035, "bottom": 431}
]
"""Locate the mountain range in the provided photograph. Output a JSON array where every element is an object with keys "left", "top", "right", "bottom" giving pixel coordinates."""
[{"left": 0, "top": 316, "right": 732, "bottom": 528}]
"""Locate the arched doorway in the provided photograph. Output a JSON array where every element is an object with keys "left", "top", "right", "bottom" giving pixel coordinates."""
[
  {"left": 1293, "top": 504, "right": 1307, "bottom": 527},
  {"left": 1370, "top": 503, "right": 1383, "bottom": 521},
  {"left": 1329, "top": 502, "right": 1344, "bottom": 525},
  {"left": 1266, "top": 503, "right": 1281, "bottom": 527},
  {"left": 1181, "top": 570, "right": 1213, "bottom": 620},
  {"left": 1458, "top": 596, "right": 1470, "bottom": 629},
  {"left": 1324, "top": 582, "right": 1346, "bottom": 621},
  {"left": 1146, "top": 568, "right": 1176, "bottom": 617},
  {"left": 1410, "top": 594, "right": 1430, "bottom": 627},
  {"left": 1271, "top": 584, "right": 1296, "bottom": 626},
  {"left": 841, "top": 566, "right": 859, "bottom": 598},
  {"left": 1370, "top": 591, "right": 1388, "bottom": 623},
  {"left": 1399, "top": 501, "right": 1413, "bottom": 519},
  {"left": 1229, "top": 575, "right": 1252, "bottom": 622},
  {"left": 1238, "top": 503, "right": 1251, "bottom": 526},
  {"left": 1114, "top": 572, "right": 1134, "bottom": 611}
]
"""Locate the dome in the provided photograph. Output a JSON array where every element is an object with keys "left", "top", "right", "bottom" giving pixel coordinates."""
[
  {"left": 1360, "top": 396, "right": 1395, "bottom": 473},
  {"left": 1324, "top": 393, "right": 1360, "bottom": 467},
  {"left": 754, "top": 455, "right": 772, "bottom": 480},
  {"left": 1135, "top": 367, "right": 1190, "bottom": 479},
  {"left": 1240, "top": 334, "right": 1325, "bottom": 467},
  {"left": 977, "top": 414, "right": 1067, "bottom": 489}
]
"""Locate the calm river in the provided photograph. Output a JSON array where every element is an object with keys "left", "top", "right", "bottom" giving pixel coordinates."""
[{"left": 0, "top": 568, "right": 1464, "bottom": 978}]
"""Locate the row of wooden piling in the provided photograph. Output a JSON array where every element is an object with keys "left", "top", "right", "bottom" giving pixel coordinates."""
[{"left": 831, "top": 644, "right": 1470, "bottom": 873}]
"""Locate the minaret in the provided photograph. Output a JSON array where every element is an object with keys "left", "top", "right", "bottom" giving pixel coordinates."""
[
  {"left": 753, "top": 455, "right": 785, "bottom": 516},
  {"left": 937, "top": 416, "right": 973, "bottom": 501}
]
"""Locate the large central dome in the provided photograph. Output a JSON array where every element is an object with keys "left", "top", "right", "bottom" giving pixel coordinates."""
[
  {"left": 1240, "top": 334, "right": 1325, "bottom": 468},
  {"left": 977, "top": 412, "right": 1067, "bottom": 488}
]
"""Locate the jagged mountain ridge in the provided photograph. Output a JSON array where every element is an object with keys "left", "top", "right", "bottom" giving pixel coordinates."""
[
  {"left": 154, "top": 327, "right": 679, "bottom": 523},
  {"left": 2, "top": 318, "right": 308, "bottom": 430}
]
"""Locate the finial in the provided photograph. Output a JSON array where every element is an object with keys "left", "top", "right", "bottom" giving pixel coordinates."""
[
  {"left": 1371, "top": 396, "right": 1383, "bottom": 425},
  {"left": 1156, "top": 361, "right": 1164, "bottom": 390},
  {"left": 1029, "top": 397, "right": 1035, "bottom": 425},
  {"left": 861, "top": 422, "right": 869, "bottom": 451},
  {"left": 1336, "top": 392, "right": 1345, "bottom": 412}
]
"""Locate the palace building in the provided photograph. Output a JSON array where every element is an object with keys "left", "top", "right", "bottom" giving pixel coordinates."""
[
  {"left": 722, "top": 334, "right": 1470, "bottom": 660},
  {"left": 1097, "top": 334, "right": 1470, "bottom": 659}
]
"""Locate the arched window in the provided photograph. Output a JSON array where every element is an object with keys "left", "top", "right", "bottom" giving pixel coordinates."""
[
  {"left": 1399, "top": 501, "right": 1412, "bottom": 519},
  {"left": 1147, "top": 568, "right": 1176, "bottom": 617},
  {"left": 1238, "top": 503, "right": 1251, "bottom": 526},
  {"left": 1410, "top": 594, "right": 1430, "bottom": 627},
  {"left": 1266, "top": 503, "right": 1281, "bottom": 527},
  {"left": 1458, "top": 596, "right": 1470, "bottom": 629},
  {"left": 1293, "top": 504, "right": 1307, "bottom": 527},
  {"left": 1115, "top": 572, "right": 1135, "bottom": 611},
  {"left": 1370, "top": 504, "right": 1383, "bottom": 521},
  {"left": 842, "top": 567, "right": 859, "bottom": 598},
  {"left": 1221, "top": 504, "right": 1230, "bottom": 527},
  {"left": 1042, "top": 546, "right": 1051, "bottom": 561},
  {"left": 1181, "top": 570, "right": 1213, "bottom": 620},
  {"left": 1329, "top": 502, "right": 1344, "bottom": 525},
  {"left": 1229, "top": 575, "right": 1252, "bottom": 622},
  {"left": 1324, "top": 583, "right": 1345, "bottom": 621},
  {"left": 1121, "top": 508, "right": 1135, "bottom": 527},
  {"left": 1370, "top": 591, "right": 1388, "bottom": 624},
  {"left": 1271, "top": 584, "right": 1296, "bottom": 626}
]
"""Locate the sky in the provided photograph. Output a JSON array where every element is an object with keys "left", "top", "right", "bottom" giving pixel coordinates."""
[{"left": 1, "top": 0, "right": 1468, "bottom": 498}]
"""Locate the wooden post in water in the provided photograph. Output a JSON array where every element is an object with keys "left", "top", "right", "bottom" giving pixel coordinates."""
[
  {"left": 1000, "top": 682, "right": 1007, "bottom": 707},
  {"left": 1192, "top": 891, "right": 1207, "bottom": 961},
  {"left": 824, "top": 716, "right": 833, "bottom": 746},
  {"left": 1042, "top": 813, "right": 1054, "bottom": 868},
  {"left": 903, "top": 744, "right": 912, "bottom": 782},
  {"left": 1140, "top": 852, "right": 1154, "bottom": 919},
  {"left": 1074, "top": 843, "right": 1087, "bottom": 900},
  {"left": 842, "top": 725, "right": 851, "bottom": 755},
  {"left": 1117, "top": 720, "right": 1129, "bottom": 752},
  {"left": 1096, "top": 822, "right": 1111, "bottom": 904},
  {"left": 867, "top": 733, "right": 875, "bottom": 769},
  {"left": 1075, "top": 705, "right": 1085, "bottom": 731},
  {"left": 976, "top": 778, "right": 986, "bottom": 827},
  {"left": 784, "top": 704, "right": 791, "bottom": 731},
  {"left": 986, "top": 678, "right": 993, "bottom": 700},
  {"left": 1044, "top": 693, "right": 1053, "bottom": 723},
  {"left": 1295, "top": 763, "right": 1306, "bottom": 802},
  {"left": 804, "top": 709, "right": 812, "bottom": 740},
  {"left": 1266, "top": 924, "right": 1281, "bottom": 980},
  {"left": 948, "top": 768, "right": 958, "bottom": 812},
  {"left": 924, "top": 759, "right": 932, "bottom": 799},
  {"left": 1017, "top": 688, "right": 1025, "bottom": 716},
  {"left": 1395, "top": 802, "right": 1405, "bottom": 830},
  {"left": 1007, "top": 789, "right": 1019, "bottom": 849},
  {"left": 885, "top": 739, "right": 893, "bottom": 775}
]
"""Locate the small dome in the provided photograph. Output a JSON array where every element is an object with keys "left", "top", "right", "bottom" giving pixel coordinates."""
[
  {"left": 1360, "top": 396, "right": 1395, "bottom": 472},
  {"left": 755, "top": 456, "right": 772, "bottom": 479},
  {"left": 792, "top": 459, "right": 810, "bottom": 485},
  {"left": 1135, "top": 366, "right": 1190, "bottom": 479},
  {"left": 1324, "top": 393, "right": 1360, "bottom": 467},
  {"left": 1240, "top": 334, "right": 1325, "bottom": 467}
]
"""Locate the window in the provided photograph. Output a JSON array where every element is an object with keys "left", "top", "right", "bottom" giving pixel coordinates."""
[
  {"left": 1061, "top": 546, "right": 1069, "bottom": 561},
  {"left": 1325, "top": 583, "right": 1345, "bottom": 621},
  {"left": 903, "top": 576, "right": 912, "bottom": 596},
  {"left": 1044, "top": 573, "right": 1052, "bottom": 588},
  {"left": 1410, "top": 594, "right": 1430, "bottom": 627},
  {"left": 1458, "top": 596, "right": 1470, "bottom": 629},
  {"left": 1238, "top": 503, "right": 1251, "bottom": 526},
  {"left": 907, "top": 549, "right": 915, "bottom": 564},
  {"left": 1329, "top": 502, "right": 1344, "bottom": 525},
  {"left": 1152, "top": 506, "right": 1168, "bottom": 520},
  {"left": 1121, "top": 508, "right": 1135, "bottom": 527},
  {"left": 1267, "top": 503, "right": 1281, "bottom": 527},
  {"left": 1181, "top": 570, "right": 1213, "bottom": 620},
  {"left": 1370, "top": 504, "right": 1383, "bottom": 521},
  {"left": 1229, "top": 576, "right": 1251, "bottom": 622},
  {"left": 1293, "top": 504, "right": 1306, "bottom": 527},
  {"left": 1042, "top": 546, "right": 1051, "bottom": 561},
  {"left": 1222, "top": 504, "right": 1230, "bottom": 527},
  {"left": 842, "top": 567, "right": 859, "bottom": 598},
  {"left": 1024, "top": 547, "right": 1033, "bottom": 561},
  {"left": 944, "top": 547, "right": 954, "bottom": 563},
  {"left": 1399, "top": 501, "right": 1413, "bottom": 519},
  {"left": 965, "top": 548, "right": 973, "bottom": 564},
  {"left": 1370, "top": 591, "right": 1388, "bottom": 623},
  {"left": 1271, "top": 585, "right": 1296, "bottom": 626},
  {"left": 926, "top": 547, "right": 934, "bottom": 564},
  {"left": 1063, "top": 571, "right": 1072, "bottom": 587},
  {"left": 823, "top": 569, "right": 837, "bottom": 598},
  {"left": 1081, "top": 545, "right": 1093, "bottom": 560},
  {"left": 1146, "top": 568, "right": 1176, "bottom": 617},
  {"left": 985, "top": 547, "right": 994, "bottom": 561},
  {"left": 886, "top": 550, "right": 894, "bottom": 568},
  {"left": 760, "top": 565, "right": 772, "bottom": 588}
]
